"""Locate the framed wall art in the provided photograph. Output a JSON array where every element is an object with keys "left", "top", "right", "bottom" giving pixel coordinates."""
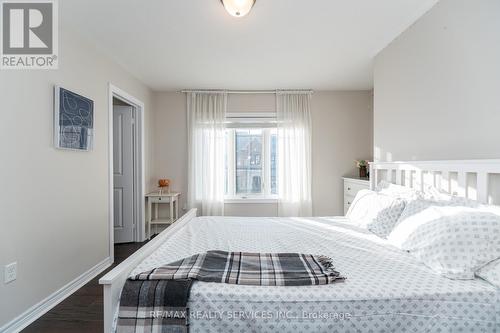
[{"left": 54, "top": 86, "right": 94, "bottom": 151}]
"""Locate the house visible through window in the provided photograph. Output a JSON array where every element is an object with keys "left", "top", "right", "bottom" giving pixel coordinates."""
[{"left": 225, "top": 127, "right": 277, "bottom": 198}]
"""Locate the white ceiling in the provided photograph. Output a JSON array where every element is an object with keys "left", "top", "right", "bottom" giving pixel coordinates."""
[{"left": 61, "top": 0, "right": 438, "bottom": 91}]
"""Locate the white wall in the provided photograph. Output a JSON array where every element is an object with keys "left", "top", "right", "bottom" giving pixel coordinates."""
[
  {"left": 151, "top": 92, "right": 188, "bottom": 214},
  {"left": 152, "top": 91, "right": 372, "bottom": 218},
  {"left": 374, "top": 0, "right": 500, "bottom": 162},
  {"left": 312, "top": 91, "right": 373, "bottom": 215},
  {"left": 0, "top": 26, "right": 153, "bottom": 327}
]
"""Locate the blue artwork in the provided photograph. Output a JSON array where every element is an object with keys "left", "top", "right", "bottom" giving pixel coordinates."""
[{"left": 54, "top": 86, "right": 94, "bottom": 150}]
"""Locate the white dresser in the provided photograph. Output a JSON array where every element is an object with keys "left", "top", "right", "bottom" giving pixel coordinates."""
[{"left": 343, "top": 176, "right": 370, "bottom": 214}]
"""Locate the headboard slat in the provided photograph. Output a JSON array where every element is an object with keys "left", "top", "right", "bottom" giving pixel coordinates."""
[
  {"left": 477, "top": 173, "right": 488, "bottom": 203},
  {"left": 415, "top": 170, "right": 423, "bottom": 192},
  {"left": 404, "top": 170, "right": 412, "bottom": 188},
  {"left": 457, "top": 172, "right": 467, "bottom": 197},
  {"left": 441, "top": 171, "right": 450, "bottom": 193},
  {"left": 386, "top": 169, "right": 393, "bottom": 182},
  {"left": 396, "top": 170, "right": 402, "bottom": 185}
]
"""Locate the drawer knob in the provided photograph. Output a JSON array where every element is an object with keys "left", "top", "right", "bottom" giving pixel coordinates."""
[
  {"left": 347, "top": 201, "right": 351, "bottom": 205},
  {"left": 347, "top": 187, "right": 351, "bottom": 191}
]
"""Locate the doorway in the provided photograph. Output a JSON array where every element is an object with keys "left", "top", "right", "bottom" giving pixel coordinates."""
[
  {"left": 113, "top": 99, "right": 135, "bottom": 243},
  {"left": 108, "top": 84, "right": 145, "bottom": 261}
]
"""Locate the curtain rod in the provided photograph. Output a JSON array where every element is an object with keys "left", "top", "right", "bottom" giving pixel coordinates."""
[{"left": 180, "top": 89, "right": 313, "bottom": 94}]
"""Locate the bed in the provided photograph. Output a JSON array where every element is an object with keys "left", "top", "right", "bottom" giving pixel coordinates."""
[{"left": 100, "top": 159, "right": 500, "bottom": 332}]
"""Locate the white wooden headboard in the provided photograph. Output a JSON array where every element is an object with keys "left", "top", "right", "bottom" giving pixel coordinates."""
[{"left": 369, "top": 159, "right": 500, "bottom": 204}]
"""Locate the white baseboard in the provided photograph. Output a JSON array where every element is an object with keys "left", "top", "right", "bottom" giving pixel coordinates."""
[{"left": 0, "top": 257, "right": 112, "bottom": 333}]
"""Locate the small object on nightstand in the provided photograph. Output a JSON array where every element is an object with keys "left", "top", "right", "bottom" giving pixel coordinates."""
[
  {"left": 342, "top": 176, "right": 370, "bottom": 215},
  {"left": 146, "top": 192, "right": 180, "bottom": 239},
  {"left": 158, "top": 178, "right": 171, "bottom": 194}
]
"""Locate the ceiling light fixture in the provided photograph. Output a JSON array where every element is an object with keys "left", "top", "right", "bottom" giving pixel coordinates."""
[{"left": 221, "top": 0, "right": 256, "bottom": 18}]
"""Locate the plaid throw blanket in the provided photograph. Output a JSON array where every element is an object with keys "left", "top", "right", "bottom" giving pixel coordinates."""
[{"left": 117, "top": 250, "right": 344, "bottom": 333}]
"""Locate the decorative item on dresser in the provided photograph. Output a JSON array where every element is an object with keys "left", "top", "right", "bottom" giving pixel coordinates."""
[
  {"left": 355, "top": 160, "right": 370, "bottom": 178},
  {"left": 343, "top": 176, "right": 370, "bottom": 214},
  {"left": 145, "top": 192, "right": 180, "bottom": 239}
]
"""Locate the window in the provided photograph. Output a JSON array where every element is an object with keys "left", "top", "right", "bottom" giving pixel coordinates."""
[{"left": 225, "top": 128, "right": 277, "bottom": 199}]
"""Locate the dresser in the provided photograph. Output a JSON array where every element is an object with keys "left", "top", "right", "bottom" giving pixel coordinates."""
[{"left": 343, "top": 177, "right": 370, "bottom": 214}]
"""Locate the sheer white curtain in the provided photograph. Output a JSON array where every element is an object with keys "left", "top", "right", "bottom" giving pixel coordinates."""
[
  {"left": 187, "top": 92, "right": 227, "bottom": 216},
  {"left": 276, "top": 92, "right": 312, "bottom": 217}
]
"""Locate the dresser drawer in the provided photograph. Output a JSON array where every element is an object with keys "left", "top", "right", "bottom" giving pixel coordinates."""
[
  {"left": 344, "top": 194, "right": 355, "bottom": 213},
  {"left": 344, "top": 194, "right": 355, "bottom": 206},
  {"left": 149, "top": 196, "right": 172, "bottom": 204},
  {"left": 344, "top": 203, "right": 351, "bottom": 215},
  {"left": 343, "top": 181, "right": 369, "bottom": 197}
]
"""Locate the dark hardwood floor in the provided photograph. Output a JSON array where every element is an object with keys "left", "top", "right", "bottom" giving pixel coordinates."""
[{"left": 23, "top": 241, "right": 148, "bottom": 333}]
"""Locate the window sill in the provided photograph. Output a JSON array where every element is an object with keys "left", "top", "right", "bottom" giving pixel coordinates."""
[{"left": 225, "top": 196, "right": 278, "bottom": 204}]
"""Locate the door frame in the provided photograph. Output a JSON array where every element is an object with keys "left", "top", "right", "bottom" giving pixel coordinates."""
[{"left": 108, "top": 83, "right": 146, "bottom": 263}]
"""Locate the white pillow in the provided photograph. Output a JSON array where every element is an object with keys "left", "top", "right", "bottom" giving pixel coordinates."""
[
  {"left": 449, "top": 196, "right": 481, "bottom": 208},
  {"left": 376, "top": 181, "right": 479, "bottom": 207},
  {"left": 476, "top": 259, "right": 500, "bottom": 288},
  {"left": 421, "top": 184, "right": 481, "bottom": 207},
  {"left": 388, "top": 202, "right": 500, "bottom": 279},
  {"left": 375, "top": 181, "right": 421, "bottom": 200},
  {"left": 421, "top": 184, "right": 452, "bottom": 201},
  {"left": 347, "top": 189, "right": 406, "bottom": 238}
]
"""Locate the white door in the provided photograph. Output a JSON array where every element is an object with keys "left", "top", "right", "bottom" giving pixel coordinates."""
[{"left": 113, "top": 105, "right": 135, "bottom": 243}]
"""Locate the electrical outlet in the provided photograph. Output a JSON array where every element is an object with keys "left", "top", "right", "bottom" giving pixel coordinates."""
[{"left": 4, "top": 262, "right": 17, "bottom": 284}]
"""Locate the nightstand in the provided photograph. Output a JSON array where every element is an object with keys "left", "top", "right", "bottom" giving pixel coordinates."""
[{"left": 146, "top": 192, "right": 180, "bottom": 239}]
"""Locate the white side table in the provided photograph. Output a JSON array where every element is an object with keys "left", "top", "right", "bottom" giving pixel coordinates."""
[{"left": 146, "top": 192, "right": 180, "bottom": 239}]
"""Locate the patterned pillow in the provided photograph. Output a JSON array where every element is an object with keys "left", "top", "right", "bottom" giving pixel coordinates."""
[
  {"left": 476, "top": 259, "right": 500, "bottom": 288},
  {"left": 389, "top": 199, "right": 482, "bottom": 246},
  {"left": 347, "top": 189, "right": 406, "bottom": 238},
  {"left": 388, "top": 203, "right": 500, "bottom": 279}
]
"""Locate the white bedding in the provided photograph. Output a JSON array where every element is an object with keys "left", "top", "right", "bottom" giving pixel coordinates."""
[{"left": 128, "top": 216, "right": 499, "bottom": 332}]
